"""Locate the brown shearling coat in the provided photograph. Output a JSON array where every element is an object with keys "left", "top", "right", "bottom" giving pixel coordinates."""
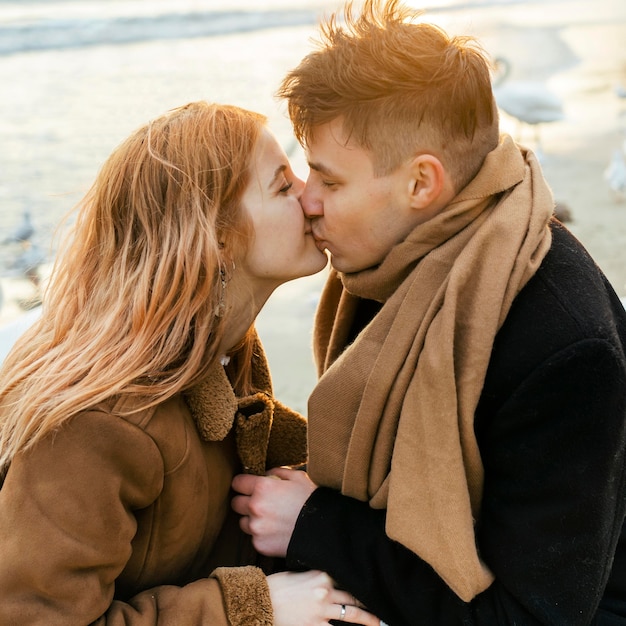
[{"left": 0, "top": 337, "right": 307, "bottom": 625}]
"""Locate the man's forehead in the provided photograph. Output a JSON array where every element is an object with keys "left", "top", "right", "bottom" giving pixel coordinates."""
[{"left": 305, "top": 121, "right": 373, "bottom": 176}]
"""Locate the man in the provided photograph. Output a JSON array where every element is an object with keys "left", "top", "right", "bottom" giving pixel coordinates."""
[{"left": 232, "top": 1, "right": 626, "bottom": 623}]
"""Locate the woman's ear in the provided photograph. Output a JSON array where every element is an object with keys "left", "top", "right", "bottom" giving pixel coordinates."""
[{"left": 407, "top": 154, "right": 448, "bottom": 209}]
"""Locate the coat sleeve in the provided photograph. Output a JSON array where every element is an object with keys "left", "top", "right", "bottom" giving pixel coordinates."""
[
  {"left": 91, "top": 567, "right": 272, "bottom": 625},
  {"left": 0, "top": 410, "right": 273, "bottom": 626},
  {"left": 287, "top": 338, "right": 626, "bottom": 625}
]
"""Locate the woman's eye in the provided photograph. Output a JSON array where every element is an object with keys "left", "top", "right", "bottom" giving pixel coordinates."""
[
  {"left": 279, "top": 181, "right": 293, "bottom": 193},
  {"left": 322, "top": 180, "right": 336, "bottom": 188}
]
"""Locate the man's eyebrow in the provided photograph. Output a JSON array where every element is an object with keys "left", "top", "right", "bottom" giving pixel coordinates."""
[
  {"left": 269, "top": 164, "right": 287, "bottom": 188},
  {"left": 308, "top": 161, "right": 336, "bottom": 177}
]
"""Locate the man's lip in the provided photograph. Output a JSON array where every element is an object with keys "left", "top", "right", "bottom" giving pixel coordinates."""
[
  {"left": 308, "top": 225, "right": 328, "bottom": 252},
  {"left": 314, "top": 237, "right": 327, "bottom": 253}
]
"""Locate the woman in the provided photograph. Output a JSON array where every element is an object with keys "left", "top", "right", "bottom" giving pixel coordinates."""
[{"left": 0, "top": 102, "right": 378, "bottom": 625}]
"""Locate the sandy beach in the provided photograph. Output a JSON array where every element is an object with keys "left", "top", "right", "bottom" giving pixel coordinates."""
[{"left": 1, "top": 0, "right": 625, "bottom": 413}]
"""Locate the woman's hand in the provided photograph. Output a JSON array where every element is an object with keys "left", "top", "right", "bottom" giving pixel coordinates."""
[{"left": 267, "top": 570, "right": 380, "bottom": 626}]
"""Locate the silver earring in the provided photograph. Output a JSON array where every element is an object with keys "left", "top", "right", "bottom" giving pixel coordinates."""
[
  {"left": 214, "top": 261, "right": 235, "bottom": 317},
  {"left": 214, "top": 266, "right": 227, "bottom": 317}
]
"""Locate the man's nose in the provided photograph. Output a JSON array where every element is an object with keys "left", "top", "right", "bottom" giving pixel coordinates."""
[{"left": 301, "top": 183, "right": 323, "bottom": 218}]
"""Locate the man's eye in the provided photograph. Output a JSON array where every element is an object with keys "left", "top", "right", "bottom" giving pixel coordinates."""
[
  {"left": 322, "top": 181, "right": 337, "bottom": 188},
  {"left": 280, "top": 182, "right": 293, "bottom": 193}
]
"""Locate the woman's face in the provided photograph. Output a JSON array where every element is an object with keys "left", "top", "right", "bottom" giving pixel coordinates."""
[{"left": 238, "top": 128, "right": 328, "bottom": 290}]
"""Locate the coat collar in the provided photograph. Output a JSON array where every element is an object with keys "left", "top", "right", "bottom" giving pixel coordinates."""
[{"left": 185, "top": 359, "right": 238, "bottom": 441}]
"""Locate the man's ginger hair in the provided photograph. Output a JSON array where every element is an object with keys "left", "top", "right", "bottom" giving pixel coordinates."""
[{"left": 278, "top": 0, "right": 499, "bottom": 191}]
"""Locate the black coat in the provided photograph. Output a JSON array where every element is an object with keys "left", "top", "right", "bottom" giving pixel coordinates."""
[{"left": 287, "top": 221, "right": 626, "bottom": 625}]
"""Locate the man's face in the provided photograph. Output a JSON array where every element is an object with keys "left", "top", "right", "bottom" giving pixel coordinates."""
[{"left": 301, "top": 118, "right": 425, "bottom": 274}]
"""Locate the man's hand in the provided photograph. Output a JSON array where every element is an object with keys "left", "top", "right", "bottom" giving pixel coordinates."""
[{"left": 231, "top": 467, "right": 317, "bottom": 557}]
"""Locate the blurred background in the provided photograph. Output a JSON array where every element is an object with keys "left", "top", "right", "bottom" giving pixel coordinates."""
[{"left": 1, "top": 0, "right": 625, "bottom": 412}]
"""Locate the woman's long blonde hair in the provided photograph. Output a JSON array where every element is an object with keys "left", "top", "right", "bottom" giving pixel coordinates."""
[{"left": 0, "top": 101, "right": 266, "bottom": 474}]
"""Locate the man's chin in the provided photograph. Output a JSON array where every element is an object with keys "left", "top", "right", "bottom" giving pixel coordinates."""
[
  {"left": 329, "top": 257, "right": 355, "bottom": 274},
  {"left": 330, "top": 256, "right": 380, "bottom": 275}
]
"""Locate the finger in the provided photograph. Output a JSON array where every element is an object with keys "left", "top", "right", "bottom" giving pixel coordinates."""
[
  {"left": 329, "top": 589, "right": 364, "bottom": 608},
  {"left": 331, "top": 603, "right": 380, "bottom": 626},
  {"left": 238, "top": 515, "right": 251, "bottom": 535},
  {"left": 266, "top": 466, "right": 297, "bottom": 480},
  {"left": 231, "top": 473, "right": 259, "bottom": 494},
  {"left": 231, "top": 494, "right": 251, "bottom": 516},
  {"left": 335, "top": 603, "right": 347, "bottom": 622},
  {"left": 351, "top": 595, "right": 366, "bottom": 610},
  {"left": 346, "top": 606, "right": 381, "bottom": 626}
]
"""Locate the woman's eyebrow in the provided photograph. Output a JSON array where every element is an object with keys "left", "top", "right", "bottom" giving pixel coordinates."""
[{"left": 269, "top": 164, "right": 287, "bottom": 188}]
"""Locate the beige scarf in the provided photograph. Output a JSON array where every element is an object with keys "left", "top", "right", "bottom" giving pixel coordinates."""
[{"left": 307, "top": 135, "right": 554, "bottom": 601}]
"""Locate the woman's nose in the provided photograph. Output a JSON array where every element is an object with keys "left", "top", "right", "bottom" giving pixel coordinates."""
[{"left": 293, "top": 173, "right": 306, "bottom": 197}]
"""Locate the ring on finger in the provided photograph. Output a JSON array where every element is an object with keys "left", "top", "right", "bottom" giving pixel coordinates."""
[{"left": 339, "top": 604, "right": 346, "bottom": 621}]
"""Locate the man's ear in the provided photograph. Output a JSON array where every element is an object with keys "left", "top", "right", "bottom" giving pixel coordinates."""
[{"left": 407, "top": 154, "right": 447, "bottom": 209}]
